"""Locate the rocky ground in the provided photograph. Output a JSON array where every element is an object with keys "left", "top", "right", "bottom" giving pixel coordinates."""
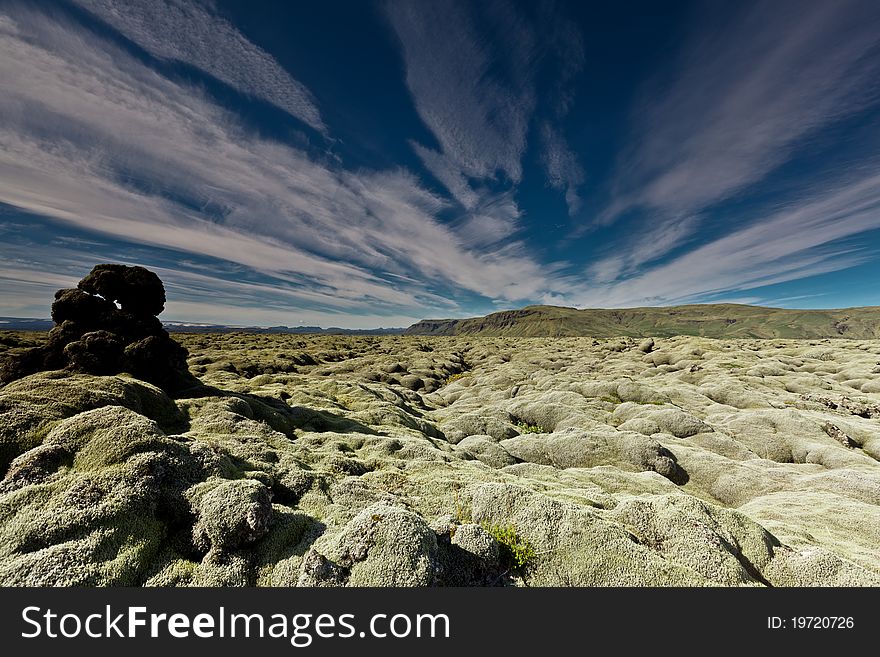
[{"left": 1, "top": 331, "right": 879, "bottom": 586}]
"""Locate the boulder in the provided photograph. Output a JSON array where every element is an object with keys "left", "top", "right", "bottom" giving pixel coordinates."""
[
  {"left": 192, "top": 479, "right": 274, "bottom": 553},
  {"left": 78, "top": 264, "right": 166, "bottom": 316},
  {"left": 0, "top": 264, "right": 194, "bottom": 393},
  {"left": 298, "top": 503, "right": 439, "bottom": 586}
]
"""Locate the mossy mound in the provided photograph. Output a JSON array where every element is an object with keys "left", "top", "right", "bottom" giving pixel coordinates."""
[
  {"left": 0, "top": 372, "right": 184, "bottom": 473},
  {"left": 1, "top": 334, "right": 879, "bottom": 586}
]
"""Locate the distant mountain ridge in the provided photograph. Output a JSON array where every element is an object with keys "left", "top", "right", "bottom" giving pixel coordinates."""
[
  {"left": 0, "top": 317, "right": 405, "bottom": 335},
  {"left": 9, "top": 303, "right": 880, "bottom": 338},
  {"left": 404, "top": 304, "right": 880, "bottom": 339}
]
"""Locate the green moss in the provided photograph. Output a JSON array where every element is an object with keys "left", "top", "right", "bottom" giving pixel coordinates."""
[
  {"left": 0, "top": 465, "right": 167, "bottom": 585},
  {"left": 144, "top": 554, "right": 199, "bottom": 587},
  {"left": 3, "top": 332, "right": 880, "bottom": 587},
  {"left": 260, "top": 510, "right": 319, "bottom": 560},
  {"left": 480, "top": 521, "right": 536, "bottom": 571},
  {"left": 514, "top": 420, "right": 545, "bottom": 434}
]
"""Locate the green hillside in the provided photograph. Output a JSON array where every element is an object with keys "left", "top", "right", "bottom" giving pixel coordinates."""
[{"left": 404, "top": 304, "right": 880, "bottom": 338}]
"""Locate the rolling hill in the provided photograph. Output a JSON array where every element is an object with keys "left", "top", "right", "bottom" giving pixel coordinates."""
[{"left": 404, "top": 304, "right": 880, "bottom": 339}]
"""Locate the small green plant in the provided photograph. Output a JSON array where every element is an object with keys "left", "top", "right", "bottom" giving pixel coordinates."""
[
  {"left": 514, "top": 420, "right": 545, "bottom": 434},
  {"left": 481, "top": 521, "right": 536, "bottom": 571},
  {"left": 453, "top": 485, "right": 472, "bottom": 524},
  {"left": 445, "top": 372, "right": 468, "bottom": 385}
]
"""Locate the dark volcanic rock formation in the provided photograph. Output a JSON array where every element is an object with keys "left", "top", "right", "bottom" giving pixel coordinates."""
[
  {"left": 78, "top": 263, "right": 167, "bottom": 316},
  {"left": 0, "top": 264, "right": 195, "bottom": 393}
]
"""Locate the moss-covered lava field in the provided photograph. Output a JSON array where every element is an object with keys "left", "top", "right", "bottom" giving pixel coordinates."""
[{"left": 1, "top": 331, "right": 879, "bottom": 586}]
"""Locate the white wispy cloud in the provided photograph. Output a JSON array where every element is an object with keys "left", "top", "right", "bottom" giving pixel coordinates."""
[
  {"left": 540, "top": 121, "right": 584, "bottom": 215},
  {"left": 594, "top": 0, "right": 880, "bottom": 275},
  {"left": 0, "top": 4, "right": 571, "bottom": 323},
  {"left": 0, "top": 256, "right": 92, "bottom": 316},
  {"left": 0, "top": 260, "right": 426, "bottom": 327},
  {"left": 386, "top": 0, "right": 536, "bottom": 193},
  {"left": 452, "top": 192, "right": 523, "bottom": 249},
  {"left": 163, "top": 299, "right": 423, "bottom": 329},
  {"left": 587, "top": 214, "right": 699, "bottom": 284},
  {"left": 0, "top": 266, "right": 78, "bottom": 292},
  {"left": 577, "top": 170, "right": 880, "bottom": 307},
  {"left": 4, "top": 1, "right": 876, "bottom": 323},
  {"left": 386, "top": 0, "right": 586, "bottom": 244},
  {"left": 537, "top": 5, "right": 584, "bottom": 215},
  {"left": 69, "top": 0, "right": 327, "bottom": 135}
]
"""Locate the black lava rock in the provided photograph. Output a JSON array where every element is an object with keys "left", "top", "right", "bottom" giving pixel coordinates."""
[
  {"left": 63, "top": 330, "right": 125, "bottom": 375},
  {"left": 78, "top": 264, "right": 166, "bottom": 316},
  {"left": 51, "top": 288, "right": 116, "bottom": 326},
  {"left": 0, "top": 264, "right": 195, "bottom": 394}
]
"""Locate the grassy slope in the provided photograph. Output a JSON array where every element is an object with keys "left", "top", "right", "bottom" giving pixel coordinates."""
[{"left": 405, "top": 304, "right": 880, "bottom": 338}]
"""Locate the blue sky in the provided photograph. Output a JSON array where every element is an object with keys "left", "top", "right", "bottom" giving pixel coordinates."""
[{"left": 1, "top": 0, "right": 880, "bottom": 327}]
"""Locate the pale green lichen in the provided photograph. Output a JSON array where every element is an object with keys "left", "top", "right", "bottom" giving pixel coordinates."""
[{"left": 0, "top": 334, "right": 878, "bottom": 586}]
